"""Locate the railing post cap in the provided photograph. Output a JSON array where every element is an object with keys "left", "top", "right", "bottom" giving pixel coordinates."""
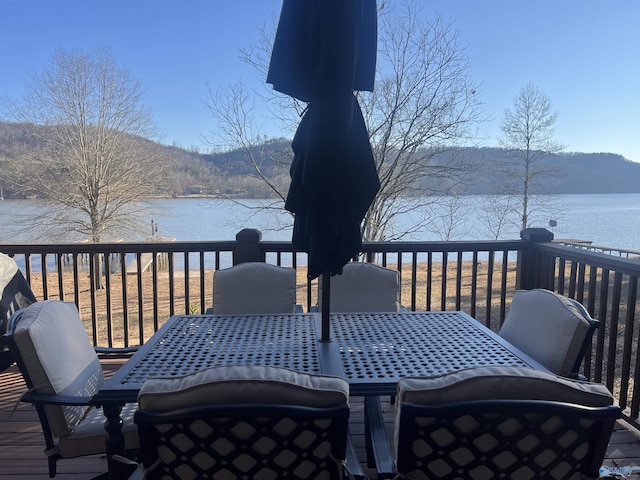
[
  {"left": 520, "top": 228, "right": 554, "bottom": 242},
  {"left": 236, "top": 228, "right": 262, "bottom": 242}
]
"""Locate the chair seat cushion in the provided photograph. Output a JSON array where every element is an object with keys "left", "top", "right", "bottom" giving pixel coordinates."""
[
  {"left": 499, "top": 289, "right": 594, "bottom": 375},
  {"left": 213, "top": 263, "right": 297, "bottom": 314},
  {"left": 138, "top": 365, "right": 349, "bottom": 412},
  {"left": 0, "top": 253, "right": 37, "bottom": 323},
  {"left": 57, "top": 402, "right": 139, "bottom": 458},
  {"left": 319, "top": 263, "right": 400, "bottom": 312},
  {"left": 0, "top": 252, "right": 19, "bottom": 281},
  {"left": 398, "top": 365, "right": 613, "bottom": 407},
  {"left": 14, "top": 301, "right": 105, "bottom": 437}
]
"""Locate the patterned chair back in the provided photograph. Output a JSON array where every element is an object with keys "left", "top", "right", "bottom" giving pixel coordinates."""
[
  {"left": 135, "top": 365, "right": 352, "bottom": 480},
  {"left": 394, "top": 366, "right": 620, "bottom": 480}
]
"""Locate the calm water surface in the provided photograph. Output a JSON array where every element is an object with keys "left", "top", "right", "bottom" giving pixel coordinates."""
[{"left": 1, "top": 194, "right": 639, "bottom": 251}]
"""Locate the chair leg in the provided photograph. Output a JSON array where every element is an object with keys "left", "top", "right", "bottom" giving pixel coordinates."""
[
  {"left": 346, "top": 427, "right": 368, "bottom": 480},
  {"left": 47, "top": 454, "right": 58, "bottom": 478}
]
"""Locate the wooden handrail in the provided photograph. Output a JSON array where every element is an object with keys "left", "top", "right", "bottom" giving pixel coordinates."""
[{"left": 1, "top": 229, "right": 638, "bottom": 427}]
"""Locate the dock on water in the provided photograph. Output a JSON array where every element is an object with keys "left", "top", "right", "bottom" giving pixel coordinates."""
[{"left": 125, "top": 236, "right": 175, "bottom": 274}]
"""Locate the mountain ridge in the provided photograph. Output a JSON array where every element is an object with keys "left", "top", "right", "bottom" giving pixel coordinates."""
[{"left": 1, "top": 121, "right": 638, "bottom": 198}]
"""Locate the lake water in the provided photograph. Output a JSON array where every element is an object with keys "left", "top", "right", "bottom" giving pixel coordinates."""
[{"left": 1, "top": 194, "right": 639, "bottom": 252}]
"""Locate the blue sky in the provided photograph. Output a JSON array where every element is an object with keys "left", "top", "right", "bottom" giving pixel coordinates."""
[{"left": 1, "top": 0, "right": 638, "bottom": 162}]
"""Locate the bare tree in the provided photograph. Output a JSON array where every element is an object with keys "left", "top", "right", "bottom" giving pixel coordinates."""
[
  {"left": 202, "top": 81, "right": 294, "bottom": 231},
  {"left": 205, "top": 0, "right": 484, "bottom": 241},
  {"left": 478, "top": 195, "right": 520, "bottom": 240},
  {"left": 2, "top": 47, "right": 164, "bottom": 243},
  {"left": 359, "top": 2, "right": 483, "bottom": 241},
  {"left": 202, "top": 81, "right": 291, "bottom": 199},
  {"left": 430, "top": 193, "right": 470, "bottom": 241},
  {"left": 498, "top": 82, "right": 565, "bottom": 231}
]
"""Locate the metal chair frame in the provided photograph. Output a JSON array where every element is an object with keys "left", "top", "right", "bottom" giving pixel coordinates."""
[
  {"left": 374, "top": 398, "right": 620, "bottom": 480},
  {"left": 135, "top": 403, "right": 363, "bottom": 480},
  {"left": 568, "top": 298, "right": 600, "bottom": 378}
]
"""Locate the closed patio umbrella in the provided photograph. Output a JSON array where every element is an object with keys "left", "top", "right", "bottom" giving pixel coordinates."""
[{"left": 267, "top": 0, "right": 380, "bottom": 341}]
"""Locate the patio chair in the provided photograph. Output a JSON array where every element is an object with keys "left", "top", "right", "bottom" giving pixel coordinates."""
[
  {"left": 371, "top": 366, "right": 620, "bottom": 480},
  {"left": 210, "top": 262, "right": 301, "bottom": 314},
  {"left": 4, "top": 300, "right": 139, "bottom": 478},
  {"left": 317, "top": 262, "right": 402, "bottom": 312},
  {"left": 0, "top": 252, "right": 37, "bottom": 372},
  {"left": 134, "top": 364, "right": 365, "bottom": 480},
  {"left": 499, "top": 288, "right": 599, "bottom": 378}
]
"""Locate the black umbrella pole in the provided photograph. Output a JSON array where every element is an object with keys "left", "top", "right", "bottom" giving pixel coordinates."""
[{"left": 321, "top": 271, "right": 331, "bottom": 342}]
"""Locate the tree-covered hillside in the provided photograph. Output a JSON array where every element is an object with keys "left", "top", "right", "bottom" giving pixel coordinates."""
[{"left": 1, "top": 122, "right": 639, "bottom": 198}]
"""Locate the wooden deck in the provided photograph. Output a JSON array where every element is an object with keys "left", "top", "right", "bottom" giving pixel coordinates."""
[{"left": 1, "top": 359, "right": 640, "bottom": 479}]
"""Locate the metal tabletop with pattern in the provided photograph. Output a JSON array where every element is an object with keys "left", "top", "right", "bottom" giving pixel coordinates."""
[
  {"left": 325, "top": 311, "right": 545, "bottom": 395},
  {"left": 98, "top": 313, "right": 341, "bottom": 403},
  {"left": 99, "top": 311, "right": 540, "bottom": 400}
]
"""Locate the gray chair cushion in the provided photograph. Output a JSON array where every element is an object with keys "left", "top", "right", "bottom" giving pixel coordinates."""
[
  {"left": 0, "top": 253, "right": 20, "bottom": 292},
  {"left": 57, "top": 402, "right": 139, "bottom": 458},
  {"left": 138, "top": 365, "right": 349, "bottom": 412},
  {"left": 0, "top": 252, "right": 37, "bottom": 326},
  {"left": 397, "top": 366, "right": 613, "bottom": 407},
  {"left": 318, "top": 262, "right": 400, "bottom": 312},
  {"left": 14, "top": 300, "right": 104, "bottom": 437},
  {"left": 212, "top": 262, "right": 297, "bottom": 314},
  {"left": 14, "top": 300, "right": 139, "bottom": 456},
  {"left": 499, "top": 289, "right": 594, "bottom": 376}
]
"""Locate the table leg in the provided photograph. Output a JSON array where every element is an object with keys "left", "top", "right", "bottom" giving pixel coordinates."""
[
  {"left": 102, "top": 402, "right": 128, "bottom": 480},
  {"left": 364, "top": 396, "right": 395, "bottom": 478}
]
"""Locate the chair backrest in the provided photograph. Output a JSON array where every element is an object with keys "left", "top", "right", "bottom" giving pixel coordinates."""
[
  {"left": 318, "top": 262, "right": 400, "bottom": 312},
  {"left": 6, "top": 300, "right": 104, "bottom": 438},
  {"left": 135, "top": 365, "right": 350, "bottom": 480},
  {"left": 394, "top": 366, "right": 620, "bottom": 480},
  {"left": 0, "top": 253, "right": 37, "bottom": 372},
  {"left": 212, "top": 262, "right": 297, "bottom": 314},
  {"left": 499, "top": 289, "right": 598, "bottom": 377}
]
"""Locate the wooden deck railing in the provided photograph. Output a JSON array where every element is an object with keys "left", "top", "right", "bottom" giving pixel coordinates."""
[{"left": 1, "top": 227, "right": 639, "bottom": 426}]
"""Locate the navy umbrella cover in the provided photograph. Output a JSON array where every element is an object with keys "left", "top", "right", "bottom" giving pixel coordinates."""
[{"left": 267, "top": 0, "right": 380, "bottom": 281}]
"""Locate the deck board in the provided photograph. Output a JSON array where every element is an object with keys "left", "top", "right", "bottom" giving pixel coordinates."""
[{"left": 0, "top": 361, "right": 638, "bottom": 479}]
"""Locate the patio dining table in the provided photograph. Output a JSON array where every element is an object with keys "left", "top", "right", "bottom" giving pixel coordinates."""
[
  {"left": 330, "top": 310, "right": 546, "bottom": 396},
  {"left": 93, "top": 310, "right": 545, "bottom": 479}
]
